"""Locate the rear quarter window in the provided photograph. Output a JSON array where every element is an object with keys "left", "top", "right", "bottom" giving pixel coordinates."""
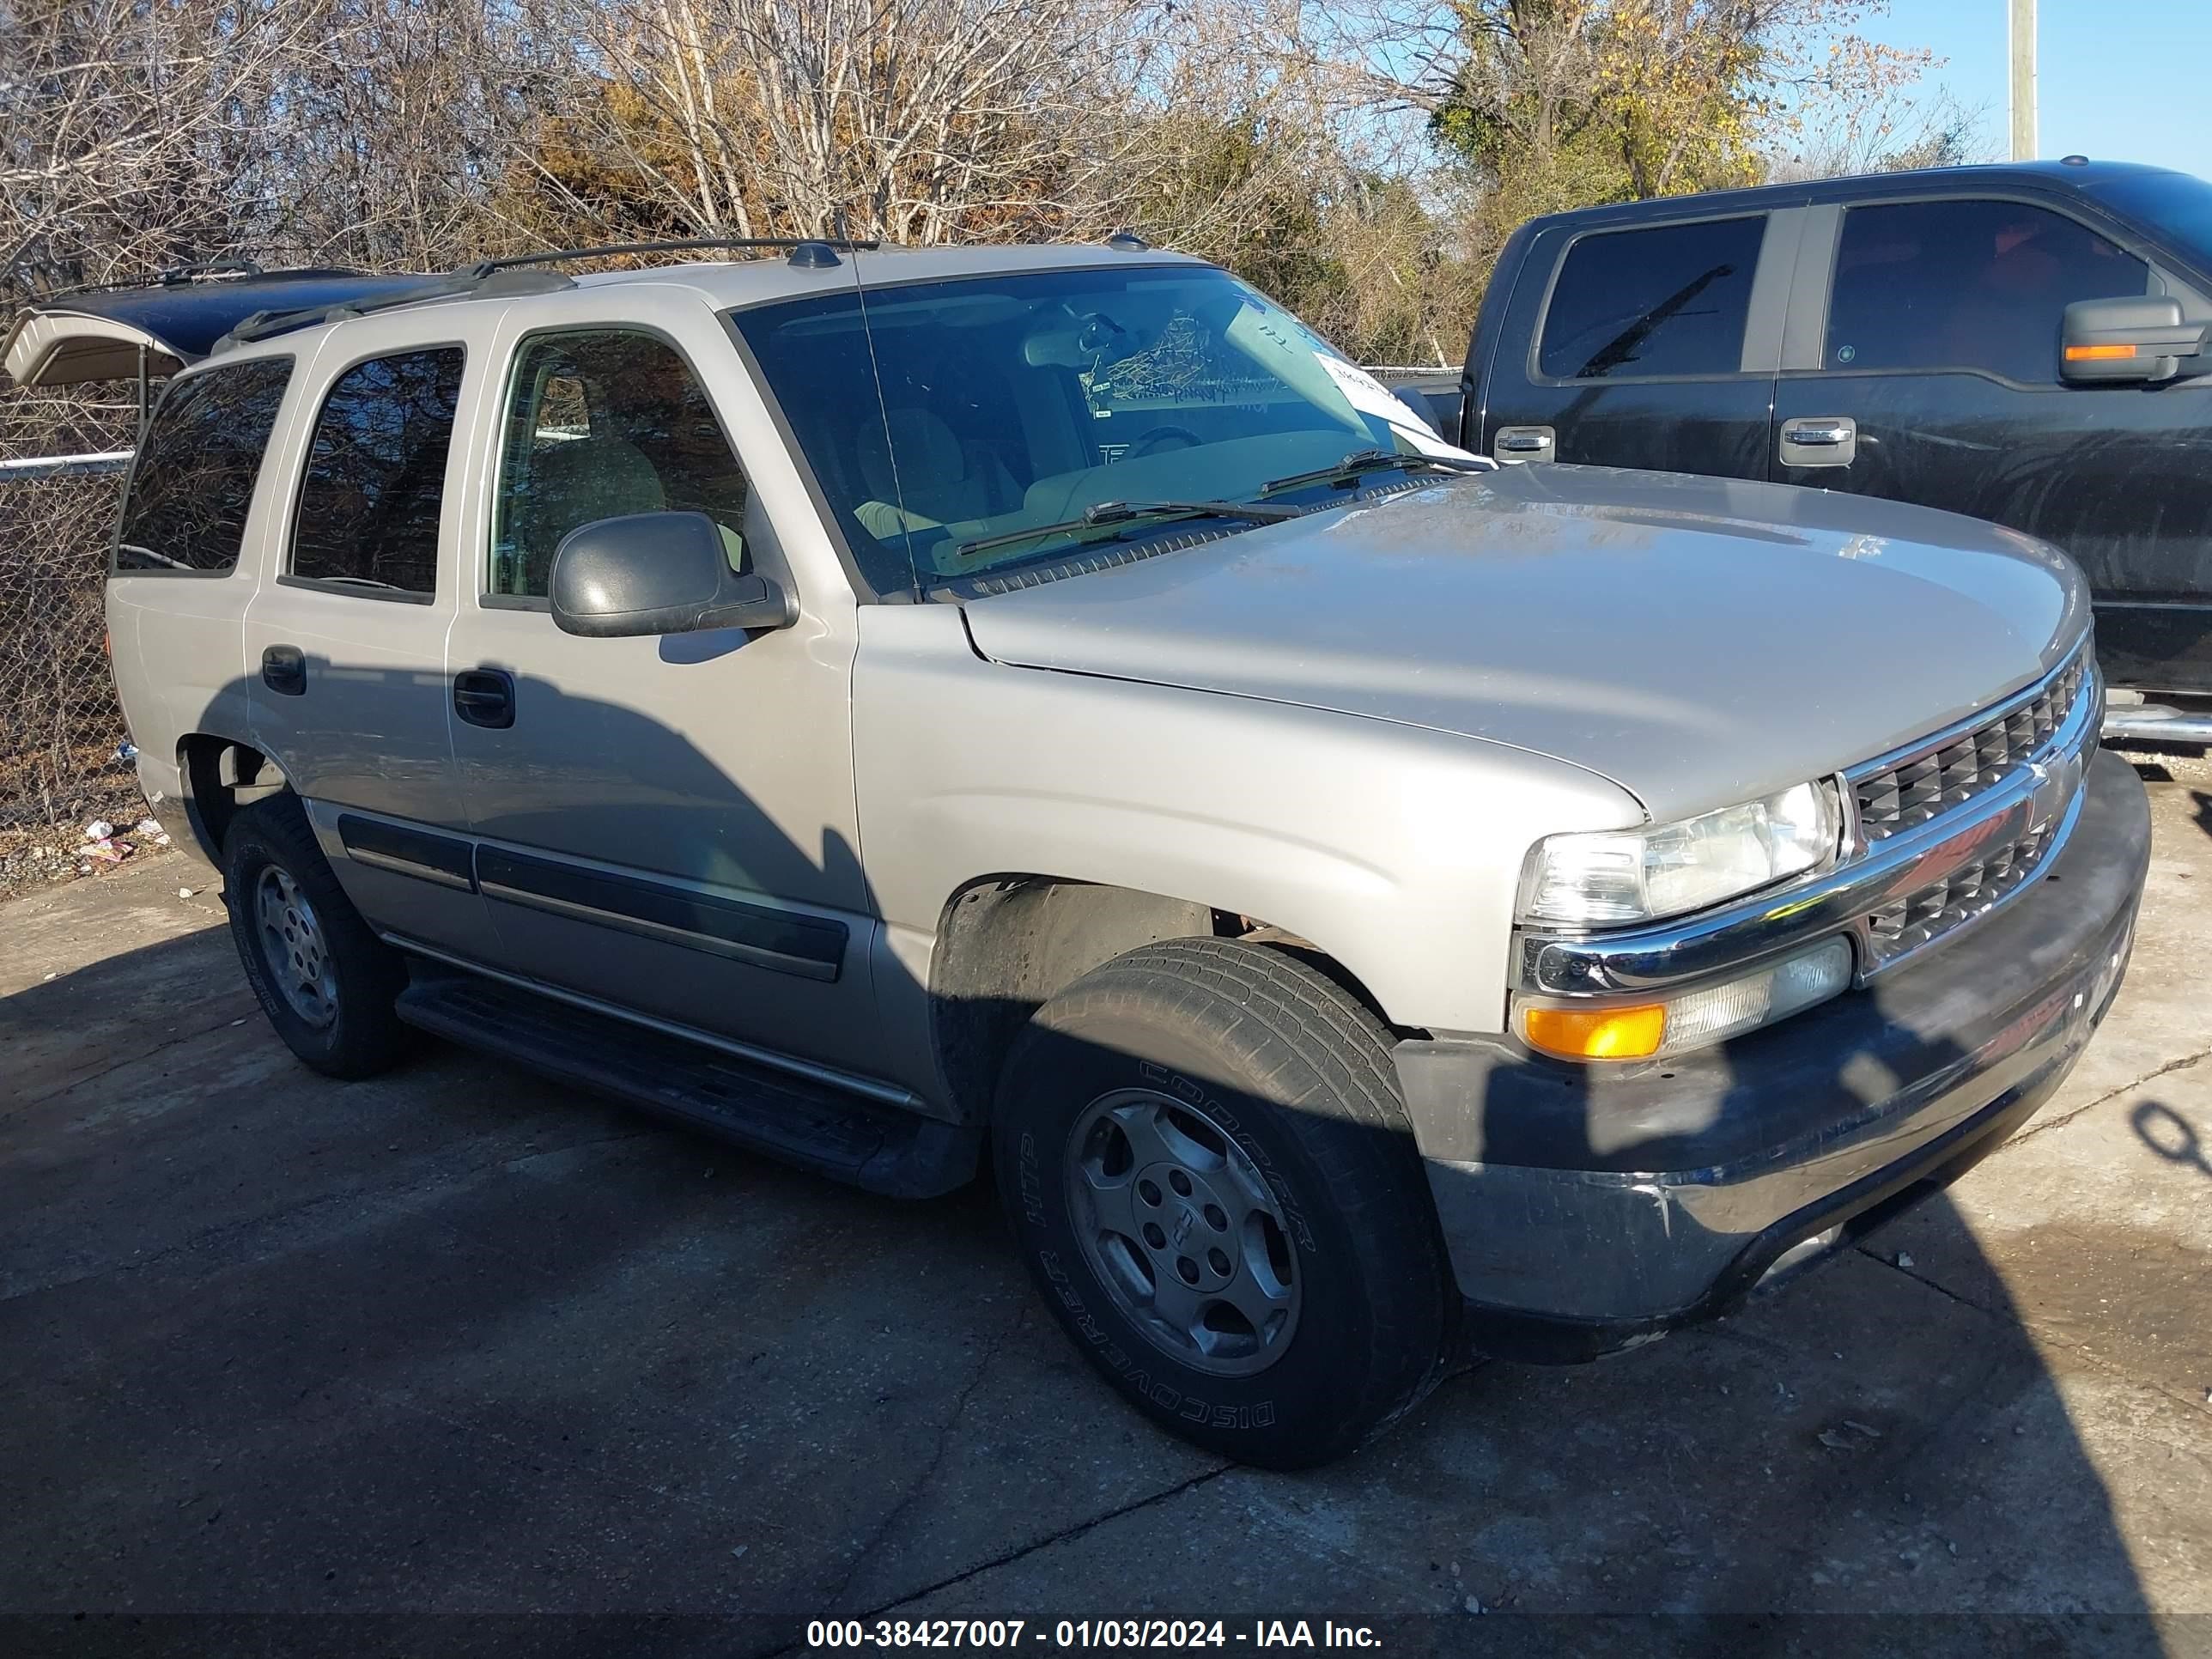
[
  {"left": 1537, "top": 216, "right": 1766, "bottom": 380},
  {"left": 112, "top": 356, "right": 293, "bottom": 574}
]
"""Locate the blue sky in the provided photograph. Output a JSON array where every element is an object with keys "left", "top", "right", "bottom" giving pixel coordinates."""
[{"left": 1863, "top": 1, "right": 2210, "bottom": 173}]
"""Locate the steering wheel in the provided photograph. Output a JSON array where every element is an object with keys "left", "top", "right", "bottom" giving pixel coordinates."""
[{"left": 1121, "top": 425, "right": 1201, "bottom": 459}]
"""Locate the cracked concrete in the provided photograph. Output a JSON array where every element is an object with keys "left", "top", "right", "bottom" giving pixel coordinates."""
[{"left": 3, "top": 770, "right": 2209, "bottom": 1656}]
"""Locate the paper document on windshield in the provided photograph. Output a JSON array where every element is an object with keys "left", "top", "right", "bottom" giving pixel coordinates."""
[
  {"left": 1222, "top": 299, "right": 1458, "bottom": 457},
  {"left": 1314, "top": 356, "right": 1459, "bottom": 455}
]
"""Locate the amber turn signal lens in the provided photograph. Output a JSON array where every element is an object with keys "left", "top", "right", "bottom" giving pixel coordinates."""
[
  {"left": 2063, "top": 343, "right": 2137, "bottom": 362},
  {"left": 1521, "top": 1002, "right": 1667, "bottom": 1060}
]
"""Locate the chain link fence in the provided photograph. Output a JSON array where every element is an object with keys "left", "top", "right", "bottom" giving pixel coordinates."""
[{"left": 0, "top": 458, "right": 148, "bottom": 892}]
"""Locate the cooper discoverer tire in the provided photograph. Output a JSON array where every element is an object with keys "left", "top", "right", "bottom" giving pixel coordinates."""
[
  {"left": 993, "top": 937, "right": 1452, "bottom": 1468},
  {"left": 222, "top": 793, "right": 411, "bottom": 1079}
]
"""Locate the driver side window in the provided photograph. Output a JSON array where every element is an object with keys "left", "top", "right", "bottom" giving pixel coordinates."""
[{"left": 490, "top": 329, "right": 750, "bottom": 599}]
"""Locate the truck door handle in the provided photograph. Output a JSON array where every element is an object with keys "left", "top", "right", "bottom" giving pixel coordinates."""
[
  {"left": 260, "top": 644, "right": 306, "bottom": 696},
  {"left": 1779, "top": 416, "right": 1856, "bottom": 467},
  {"left": 453, "top": 668, "right": 516, "bottom": 730},
  {"left": 1493, "top": 425, "right": 1555, "bottom": 462}
]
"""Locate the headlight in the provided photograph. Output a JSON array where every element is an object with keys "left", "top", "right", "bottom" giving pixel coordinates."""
[{"left": 1516, "top": 781, "right": 1841, "bottom": 927}]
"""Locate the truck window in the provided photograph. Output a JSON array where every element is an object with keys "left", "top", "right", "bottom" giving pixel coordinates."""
[
  {"left": 1824, "top": 200, "right": 2148, "bottom": 384},
  {"left": 489, "top": 330, "right": 750, "bottom": 599},
  {"left": 289, "top": 347, "right": 465, "bottom": 598},
  {"left": 112, "top": 356, "right": 292, "bottom": 574},
  {"left": 1537, "top": 216, "right": 1765, "bottom": 380}
]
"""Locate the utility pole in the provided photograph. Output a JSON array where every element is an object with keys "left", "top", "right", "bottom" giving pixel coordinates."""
[{"left": 2008, "top": 0, "right": 2038, "bottom": 161}]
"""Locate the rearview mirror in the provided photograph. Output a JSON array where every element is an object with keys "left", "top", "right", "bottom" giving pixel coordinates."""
[
  {"left": 2061, "top": 295, "right": 2208, "bottom": 385},
  {"left": 550, "top": 510, "right": 797, "bottom": 639}
]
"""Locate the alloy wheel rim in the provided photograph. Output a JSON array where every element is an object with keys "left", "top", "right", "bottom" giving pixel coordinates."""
[
  {"left": 255, "top": 866, "right": 339, "bottom": 1030},
  {"left": 1065, "top": 1087, "right": 1302, "bottom": 1376}
]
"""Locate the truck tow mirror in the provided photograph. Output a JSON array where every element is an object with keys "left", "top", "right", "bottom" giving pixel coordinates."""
[
  {"left": 550, "top": 510, "right": 797, "bottom": 639},
  {"left": 2061, "top": 295, "right": 2208, "bottom": 385}
]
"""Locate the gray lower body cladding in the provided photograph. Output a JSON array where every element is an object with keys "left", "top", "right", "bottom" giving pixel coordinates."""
[{"left": 1395, "top": 748, "right": 2151, "bottom": 1361}]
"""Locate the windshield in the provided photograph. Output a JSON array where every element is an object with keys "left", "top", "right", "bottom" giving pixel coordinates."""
[
  {"left": 2084, "top": 169, "right": 2212, "bottom": 269},
  {"left": 729, "top": 265, "right": 1471, "bottom": 592}
]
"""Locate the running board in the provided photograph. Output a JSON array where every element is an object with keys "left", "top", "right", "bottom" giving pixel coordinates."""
[{"left": 394, "top": 971, "right": 977, "bottom": 1198}]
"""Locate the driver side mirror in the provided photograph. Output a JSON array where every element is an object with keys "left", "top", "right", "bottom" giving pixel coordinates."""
[
  {"left": 2062, "top": 295, "right": 2208, "bottom": 385},
  {"left": 550, "top": 510, "right": 797, "bottom": 639}
]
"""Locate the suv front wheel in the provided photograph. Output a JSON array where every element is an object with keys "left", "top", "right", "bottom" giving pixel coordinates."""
[
  {"left": 994, "top": 938, "right": 1454, "bottom": 1468},
  {"left": 222, "top": 794, "right": 411, "bottom": 1079}
]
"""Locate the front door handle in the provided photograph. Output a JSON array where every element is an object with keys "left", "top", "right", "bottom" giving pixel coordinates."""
[
  {"left": 1779, "top": 416, "right": 1857, "bottom": 467},
  {"left": 260, "top": 644, "right": 306, "bottom": 696},
  {"left": 1493, "top": 424, "right": 1556, "bottom": 463},
  {"left": 453, "top": 668, "right": 516, "bottom": 730}
]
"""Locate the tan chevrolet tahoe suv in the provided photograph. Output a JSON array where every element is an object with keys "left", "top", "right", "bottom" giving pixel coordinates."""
[{"left": 5, "top": 239, "right": 2148, "bottom": 1467}]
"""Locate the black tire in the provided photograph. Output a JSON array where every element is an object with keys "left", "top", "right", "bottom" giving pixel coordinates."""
[
  {"left": 222, "top": 793, "right": 411, "bottom": 1079},
  {"left": 993, "top": 937, "right": 1453, "bottom": 1468}
]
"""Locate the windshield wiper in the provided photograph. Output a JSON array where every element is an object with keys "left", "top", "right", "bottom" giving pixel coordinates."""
[
  {"left": 313, "top": 574, "right": 407, "bottom": 592},
  {"left": 952, "top": 498, "right": 1304, "bottom": 561},
  {"left": 1258, "top": 447, "right": 1491, "bottom": 498}
]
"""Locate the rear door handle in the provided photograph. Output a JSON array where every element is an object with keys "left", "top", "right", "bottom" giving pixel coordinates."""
[
  {"left": 1779, "top": 416, "right": 1856, "bottom": 467},
  {"left": 1493, "top": 425, "right": 1555, "bottom": 463},
  {"left": 453, "top": 668, "right": 516, "bottom": 730},
  {"left": 260, "top": 644, "right": 306, "bottom": 696}
]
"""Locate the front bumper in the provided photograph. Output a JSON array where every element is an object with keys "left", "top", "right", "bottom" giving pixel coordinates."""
[{"left": 1395, "top": 747, "right": 2149, "bottom": 1363}]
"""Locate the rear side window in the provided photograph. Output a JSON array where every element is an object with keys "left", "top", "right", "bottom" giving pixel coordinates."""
[
  {"left": 289, "top": 347, "right": 465, "bottom": 597},
  {"left": 112, "top": 357, "right": 292, "bottom": 574},
  {"left": 1826, "top": 200, "right": 2148, "bottom": 383},
  {"left": 1538, "top": 216, "right": 1766, "bottom": 380}
]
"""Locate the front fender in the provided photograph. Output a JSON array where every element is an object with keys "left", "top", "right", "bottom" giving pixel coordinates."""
[{"left": 854, "top": 607, "right": 1639, "bottom": 1035}]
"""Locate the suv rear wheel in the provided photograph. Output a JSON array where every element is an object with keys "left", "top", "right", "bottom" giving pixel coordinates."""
[
  {"left": 222, "top": 794, "right": 410, "bottom": 1079},
  {"left": 994, "top": 937, "right": 1452, "bottom": 1468}
]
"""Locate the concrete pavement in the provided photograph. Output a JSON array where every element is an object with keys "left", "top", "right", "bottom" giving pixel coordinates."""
[{"left": 3, "top": 769, "right": 2209, "bottom": 1656}]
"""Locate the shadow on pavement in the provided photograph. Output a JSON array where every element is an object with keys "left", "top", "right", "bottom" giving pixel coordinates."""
[
  {"left": 0, "top": 667, "right": 2172, "bottom": 1659},
  {"left": 2131, "top": 1099, "right": 2212, "bottom": 1182}
]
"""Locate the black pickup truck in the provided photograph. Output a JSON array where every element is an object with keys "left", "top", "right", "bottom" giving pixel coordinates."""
[{"left": 1391, "top": 160, "right": 2212, "bottom": 736}]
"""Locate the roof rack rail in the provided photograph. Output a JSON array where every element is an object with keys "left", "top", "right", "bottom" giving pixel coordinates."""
[
  {"left": 460, "top": 235, "right": 879, "bottom": 279},
  {"left": 216, "top": 266, "right": 574, "bottom": 349},
  {"left": 206, "top": 234, "right": 884, "bottom": 356}
]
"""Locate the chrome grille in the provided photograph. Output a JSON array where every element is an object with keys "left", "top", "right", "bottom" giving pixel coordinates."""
[
  {"left": 1854, "top": 653, "right": 2089, "bottom": 842},
  {"left": 1865, "top": 820, "right": 2057, "bottom": 966}
]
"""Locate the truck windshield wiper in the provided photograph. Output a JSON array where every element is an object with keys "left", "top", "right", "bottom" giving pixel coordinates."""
[
  {"left": 1258, "top": 447, "right": 1491, "bottom": 498},
  {"left": 953, "top": 498, "right": 1304, "bottom": 561}
]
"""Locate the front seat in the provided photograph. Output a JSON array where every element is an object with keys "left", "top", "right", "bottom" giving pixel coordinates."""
[
  {"left": 854, "top": 408, "right": 1018, "bottom": 532},
  {"left": 514, "top": 436, "right": 667, "bottom": 595}
]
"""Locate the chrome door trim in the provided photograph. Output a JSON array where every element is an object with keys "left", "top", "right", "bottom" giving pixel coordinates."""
[
  {"left": 473, "top": 843, "right": 847, "bottom": 982},
  {"left": 335, "top": 812, "right": 477, "bottom": 891}
]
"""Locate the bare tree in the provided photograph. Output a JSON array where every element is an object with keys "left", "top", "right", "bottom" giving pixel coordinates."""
[
  {"left": 0, "top": 0, "right": 339, "bottom": 286},
  {"left": 520, "top": 0, "right": 1170, "bottom": 246},
  {"left": 1769, "top": 83, "right": 1993, "bottom": 180}
]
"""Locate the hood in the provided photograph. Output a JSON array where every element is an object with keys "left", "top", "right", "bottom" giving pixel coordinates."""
[{"left": 960, "top": 464, "right": 2090, "bottom": 823}]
